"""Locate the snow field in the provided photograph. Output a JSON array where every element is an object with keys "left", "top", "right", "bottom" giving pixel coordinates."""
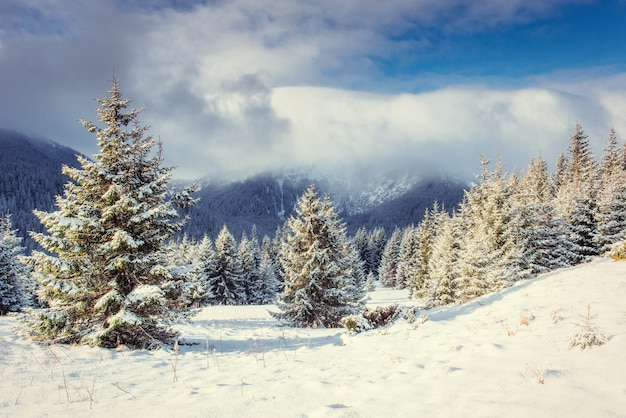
[{"left": 1, "top": 257, "right": 625, "bottom": 417}]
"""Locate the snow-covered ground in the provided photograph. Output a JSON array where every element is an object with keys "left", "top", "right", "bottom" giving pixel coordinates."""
[{"left": 1, "top": 257, "right": 625, "bottom": 417}]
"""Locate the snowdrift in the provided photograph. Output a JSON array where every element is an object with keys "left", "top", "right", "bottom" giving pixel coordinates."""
[{"left": 1, "top": 257, "right": 625, "bottom": 417}]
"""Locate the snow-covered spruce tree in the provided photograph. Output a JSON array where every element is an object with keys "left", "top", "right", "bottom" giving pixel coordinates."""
[
  {"left": 275, "top": 185, "right": 365, "bottom": 328},
  {"left": 426, "top": 210, "right": 458, "bottom": 306},
  {"left": 26, "top": 78, "right": 195, "bottom": 349},
  {"left": 239, "top": 231, "right": 263, "bottom": 304},
  {"left": 193, "top": 235, "right": 218, "bottom": 305},
  {"left": 408, "top": 207, "right": 436, "bottom": 300},
  {"left": 255, "top": 237, "right": 279, "bottom": 304},
  {"left": 595, "top": 129, "right": 626, "bottom": 253},
  {"left": 0, "top": 214, "right": 25, "bottom": 315},
  {"left": 555, "top": 123, "right": 598, "bottom": 263},
  {"left": 271, "top": 224, "right": 288, "bottom": 286},
  {"left": 514, "top": 156, "right": 574, "bottom": 274},
  {"left": 352, "top": 227, "right": 370, "bottom": 274},
  {"left": 173, "top": 235, "right": 213, "bottom": 309},
  {"left": 454, "top": 157, "right": 521, "bottom": 303},
  {"left": 367, "top": 227, "right": 386, "bottom": 277},
  {"left": 378, "top": 227, "right": 402, "bottom": 288},
  {"left": 395, "top": 226, "right": 418, "bottom": 290},
  {"left": 209, "top": 225, "right": 245, "bottom": 305}
]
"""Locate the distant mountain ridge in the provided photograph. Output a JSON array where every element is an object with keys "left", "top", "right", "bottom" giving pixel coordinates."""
[
  {"left": 178, "top": 169, "right": 467, "bottom": 240},
  {"left": 0, "top": 129, "right": 467, "bottom": 251}
]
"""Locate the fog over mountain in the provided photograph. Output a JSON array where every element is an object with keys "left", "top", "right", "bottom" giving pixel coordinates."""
[{"left": 0, "top": 130, "right": 466, "bottom": 251}]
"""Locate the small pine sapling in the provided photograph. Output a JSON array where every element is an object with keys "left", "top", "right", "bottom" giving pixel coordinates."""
[{"left": 570, "top": 304, "right": 607, "bottom": 350}]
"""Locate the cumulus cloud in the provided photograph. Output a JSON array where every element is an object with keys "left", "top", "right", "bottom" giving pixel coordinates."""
[
  {"left": 270, "top": 84, "right": 614, "bottom": 178},
  {"left": 0, "top": 0, "right": 620, "bottom": 180}
]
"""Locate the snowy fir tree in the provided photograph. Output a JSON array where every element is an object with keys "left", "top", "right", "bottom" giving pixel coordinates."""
[
  {"left": 378, "top": 227, "right": 402, "bottom": 288},
  {"left": 255, "top": 238, "right": 279, "bottom": 304},
  {"left": 275, "top": 185, "right": 365, "bottom": 328},
  {"left": 514, "top": 157, "right": 574, "bottom": 274},
  {"left": 395, "top": 226, "right": 418, "bottom": 290},
  {"left": 595, "top": 129, "right": 626, "bottom": 253},
  {"left": 352, "top": 227, "right": 370, "bottom": 275},
  {"left": 271, "top": 224, "right": 288, "bottom": 285},
  {"left": 426, "top": 210, "right": 458, "bottom": 306},
  {"left": 555, "top": 123, "right": 599, "bottom": 262},
  {"left": 453, "top": 157, "right": 519, "bottom": 302},
  {"left": 193, "top": 235, "right": 219, "bottom": 306},
  {"left": 209, "top": 225, "right": 245, "bottom": 305},
  {"left": 366, "top": 227, "right": 386, "bottom": 277},
  {"left": 25, "top": 78, "right": 195, "bottom": 349},
  {"left": 239, "top": 232, "right": 263, "bottom": 304},
  {"left": 175, "top": 235, "right": 213, "bottom": 309},
  {"left": 0, "top": 214, "right": 25, "bottom": 315},
  {"left": 408, "top": 207, "right": 435, "bottom": 300}
]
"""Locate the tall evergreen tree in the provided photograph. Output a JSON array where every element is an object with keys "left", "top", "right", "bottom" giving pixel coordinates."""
[
  {"left": 426, "top": 210, "right": 458, "bottom": 306},
  {"left": 595, "top": 129, "right": 626, "bottom": 252},
  {"left": 239, "top": 231, "right": 264, "bottom": 304},
  {"left": 25, "top": 78, "right": 196, "bottom": 348},
  {"left": 366, "top": 227, "right": 386, "bottom": 277},
  {"left": 180, "top": 235, "right": 214, "bottom": 308},
  {"left": 378, "top": 227, "right": 402, "bottom": 288},
  {"left": 555, "top": 123, "right": 598, "bottom": 262},
  {"left": 255, "top": 236, "right": 279, "bottom": 304},
  {"left": 209, "top": 225, "right": 245, "bottom": 305},
  {"left": 395, "top": 226, "right": 418, "bottom": 290},
  {"left": 409, "top": 206, "right": 436, "bottom": 300},
  {"left": 515, "top": 157, "right": 573, "bottom": 274},
  {"left": 275, "top": 185, "right": 365, "bottom": 328},
  {"left": 454, "top": 157, "right": 519, "bottom": 302},
  {"left": 0, "top": 214, "right": 25, "bottom": 315},
  {"left": 352, "top": 227, "right": 370, "bottom": 274}
]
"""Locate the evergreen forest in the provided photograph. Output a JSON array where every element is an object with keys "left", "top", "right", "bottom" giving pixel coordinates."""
[{"left": 2, "top": 81, "right": 626, "bottom": 348}]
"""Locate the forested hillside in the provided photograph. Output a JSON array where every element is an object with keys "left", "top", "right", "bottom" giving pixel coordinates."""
[
  {"left": 178, "top": 173, "right": 466, "bottom": 240},
  {"left": 0, "top": 130, "right": 81, "bottom": 252}
]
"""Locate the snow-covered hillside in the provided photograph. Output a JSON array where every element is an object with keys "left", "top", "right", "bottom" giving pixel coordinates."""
[{"left": 1, "top": 257, "right": 625, "bottom": 417}]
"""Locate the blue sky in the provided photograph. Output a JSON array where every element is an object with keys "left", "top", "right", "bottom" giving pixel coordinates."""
[{"left": 1, "top": 0, "right": 626, "bottom": 180}]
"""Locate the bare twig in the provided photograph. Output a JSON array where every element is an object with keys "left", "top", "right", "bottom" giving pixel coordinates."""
[
  {"left": 113, "top": 383, "right": 136, "bottom": 399},
  {"left": 14, "top": 387, "right": 24, "bottom": 406},
  {"left": 62, "top": 369, "right": 70, "bottom": 403},
  {"left": 84, "top": 377, "right": 96, "bottom": 409},
  {"left": 47, "top": 346, "right": 60, "bottom": 363}
]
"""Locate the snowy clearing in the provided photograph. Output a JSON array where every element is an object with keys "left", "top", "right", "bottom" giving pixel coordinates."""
[{"left": 1, "top": 257, "right": 625, "bottom": 417}]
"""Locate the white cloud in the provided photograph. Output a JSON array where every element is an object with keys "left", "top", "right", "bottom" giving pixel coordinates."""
[
  {"left": 0, "top": 0, "right": 618, "bottom": 180},
  {"left": 266, "top": 83, "right": 614, "bottom": 179}
]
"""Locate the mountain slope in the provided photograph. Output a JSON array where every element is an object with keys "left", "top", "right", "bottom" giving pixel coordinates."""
[
  {"left": 0, "top": 129, "right": 81, "bottom": 252},
  {"left": 178, "top": 171, "right": 467, "bottom": 240}
]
